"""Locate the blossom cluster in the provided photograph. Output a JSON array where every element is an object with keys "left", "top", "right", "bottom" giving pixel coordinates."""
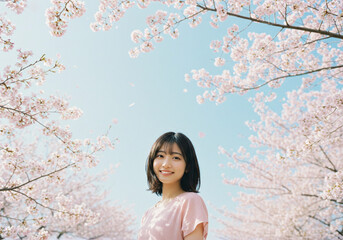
[
  {"left": 45, "top": 0, "right": 86, "bottom": 37},
  {"left": 0, "top": 143, "right": 135, "bottom": 238},
  {"left": 0, "top": 16, "right": 15, "bottom": 51},
  {"left": 90, "top": 0, "right": 135, "bottom": 32},
  {"left": 322, "top": 170, "right": 343, "bottom": 202},
  {"left": 190, "top": 29, "right": 343, "bottom": 104},
  {"left": 89, "top": 0, "right": 343, "bottom": 105},
  {"left": 5, "top": 0, "right": 27, "bottom": 14},
  {"left": 216, "top": 80, "right": 343, "bottom": 239},
  {"left": 0, "top": 51, "right": 73, "bottom": 129},
  {"left": 0, "top": 48, "right": 134, "bottom": 237},
  {"left": 126, "top": 5, "right": 207, "bottom": 58},
  {"left": 89, "top": 0, "right": 207, "bottom": 57},
  {"left": 37, "top": 0, "right": 343, "bottom": 94},
  {"left": 0, "top": 2, "right": 136, "bottom": 236},
  {"left": 37, "top": 0, "right": 343, "bottom": 102}
]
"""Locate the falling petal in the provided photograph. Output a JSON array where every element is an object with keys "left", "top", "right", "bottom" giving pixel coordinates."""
[
  {"left": 199, "top": 132, "right": 205, "bottom": 138},
  {"left": 129, "top": 102, "right": 135, "bottom": 107},
  {"left": 112, "top": 118, "right": 119, "bottom": 124}
]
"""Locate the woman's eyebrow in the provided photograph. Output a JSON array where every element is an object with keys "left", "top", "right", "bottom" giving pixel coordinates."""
[
  {"left": 157, "top": 150, "right": 182, "bottom": 156},
  {"left": 171, "top": 152, "right": 182, "bottom": 156}
]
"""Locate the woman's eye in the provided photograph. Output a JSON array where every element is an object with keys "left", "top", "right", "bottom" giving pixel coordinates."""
[
  {"left": 173, "top": 157, "right": 181, "bottom": 160},
  {"left": 157, "top": 154, "right": 164, "bottom": 158}
]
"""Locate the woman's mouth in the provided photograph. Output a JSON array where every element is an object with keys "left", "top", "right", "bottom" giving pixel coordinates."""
[{"left": 160, "top": 170, "right": 173, "bottom": 175}]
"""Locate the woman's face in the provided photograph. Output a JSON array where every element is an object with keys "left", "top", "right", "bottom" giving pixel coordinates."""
[{"left": 153, "top": 143, "right": 186, "bottom": 187}]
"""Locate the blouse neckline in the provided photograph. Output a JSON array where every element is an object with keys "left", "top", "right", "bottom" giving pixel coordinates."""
[{"left": 154, "top": 192, "right": 188, "bottom": 208}]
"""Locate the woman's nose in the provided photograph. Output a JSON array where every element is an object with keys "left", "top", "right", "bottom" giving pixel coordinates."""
[{"left": 162, "top": 156, "right": 171, "bottom": 167}]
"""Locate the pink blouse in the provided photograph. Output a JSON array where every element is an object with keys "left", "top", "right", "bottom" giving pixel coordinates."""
[{"left": 138, "top": 192, "right": 208, "bottom": 240}]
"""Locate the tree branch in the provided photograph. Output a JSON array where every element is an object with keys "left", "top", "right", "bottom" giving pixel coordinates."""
[
  {"left": 0, "top": 163, "right": 73, "bottom": 192},
  {"left": 319, "top": 145, "right": 337, "bottom": 172},
  {"left": 197, "top": 5, "right": 343, "bottom": 39},
  {"left": 236, "top": 64, "right": 343, "bottom": 91}
]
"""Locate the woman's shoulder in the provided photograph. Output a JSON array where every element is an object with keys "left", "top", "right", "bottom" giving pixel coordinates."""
[{"left": 176, "top": 192, "right": 205, "bottom": 203}]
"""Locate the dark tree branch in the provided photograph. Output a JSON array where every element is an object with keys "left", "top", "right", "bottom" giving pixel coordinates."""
[
  {"left": 319, "top": 145, "right": 337, "bottom": 172},
  {"left": 197, "top": 5, "right": 343, "bottom": 40},
  {"left": 236, "top": 64, "right": 343, "bottom": 91},
  {"left": 0, "top": 163, "right": 73, "bottom": 192}
]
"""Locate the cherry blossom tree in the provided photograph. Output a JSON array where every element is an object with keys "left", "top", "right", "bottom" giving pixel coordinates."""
[
  {"left": 215, "top": 79, "right": 343, "bottom": 239},
  {"left": 1, "top": 1, "right": 135, "bottom": 239},
  {"left": 41, "top": 0, "right": 343, "bottom": 104}
]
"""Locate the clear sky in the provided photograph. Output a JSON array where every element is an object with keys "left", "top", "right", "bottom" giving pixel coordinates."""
[{"left": 2, "top": 1, "right": 300, "bottom": 239}]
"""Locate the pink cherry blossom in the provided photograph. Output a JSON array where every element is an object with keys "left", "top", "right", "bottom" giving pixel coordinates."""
[
  {"left": 90, "top": 0, "right": 135, "bottom": 32},
  {"left": 0, "top": 16, "right": 16, "bottom": 51},
  {"left": 217, "top": 80, "right": 343, "bottom": 239},
  {"left": 140, "top": 41, "right": 154, "bottom": 52},
  {"left": 129, "top": 47, "right": 140, "bottom": 58},
  {"left": 69, "top": 0, "right": 343, "bottom": 106},
  {"left": 210, "top": 40, "right": 222, "bottom": 52},
  {"left": 131, "top": 29, "right": 143, "bottom": 43},
  {"left": 169, "top": 28, "right": 179, "bottom": 39},
  {"left": 216, "top": 5, "right": 228, "bottom": 22},
  {"left": 214, "top": 57, "right": 225, "bottom": 67},
  {"left": 45, "top": 0, "right": 86, "bottom": 37},
  {"left": 0, "top": 47, "right": 135, "bottom": 237},
  {"left": 5, "top": 0, "right": 27, "bottom": 14},
  {"left": 196, "top": 95, "right": 204, "bottom": 104}
]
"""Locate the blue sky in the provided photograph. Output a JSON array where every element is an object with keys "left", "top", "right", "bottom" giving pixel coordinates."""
[{"left": 2, "top": 1, "right": 301, "bottom": 239}]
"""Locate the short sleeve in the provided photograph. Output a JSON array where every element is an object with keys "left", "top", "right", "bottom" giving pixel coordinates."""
[
  {"left": 140, "top": 207, "right": 151, "bottom": 225},
  {"left": 141, "top": 211, "right": 147, "bottom": 225},
  {"left": 181, "top": 193, "right": 208, "bottom": 239}
]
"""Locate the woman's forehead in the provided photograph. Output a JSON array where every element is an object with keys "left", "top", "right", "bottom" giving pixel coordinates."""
[{"left": 158, "top": 142, "right": 181, "bottom": 154}]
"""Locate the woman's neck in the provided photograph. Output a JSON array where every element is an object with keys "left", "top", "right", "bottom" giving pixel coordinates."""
[{"left": 161, "top": 183, "right": 185, "bottom": 200}]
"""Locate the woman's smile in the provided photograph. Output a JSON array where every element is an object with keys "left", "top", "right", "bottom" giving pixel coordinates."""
[
  {"left": 160, "top": 170, "right": 174, "bottom": 176},
  {"left": 153, "top": 143, "right": 186, "bottom": 185}
]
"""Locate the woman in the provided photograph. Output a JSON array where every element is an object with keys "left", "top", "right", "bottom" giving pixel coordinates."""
[{"left": 138, "top": 132, "right": 208, "bottom": 240}]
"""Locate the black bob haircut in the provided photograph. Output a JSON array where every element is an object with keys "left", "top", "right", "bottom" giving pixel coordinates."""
[{"left": 146, "top": 132, "right": 201, "bottom": 196}]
